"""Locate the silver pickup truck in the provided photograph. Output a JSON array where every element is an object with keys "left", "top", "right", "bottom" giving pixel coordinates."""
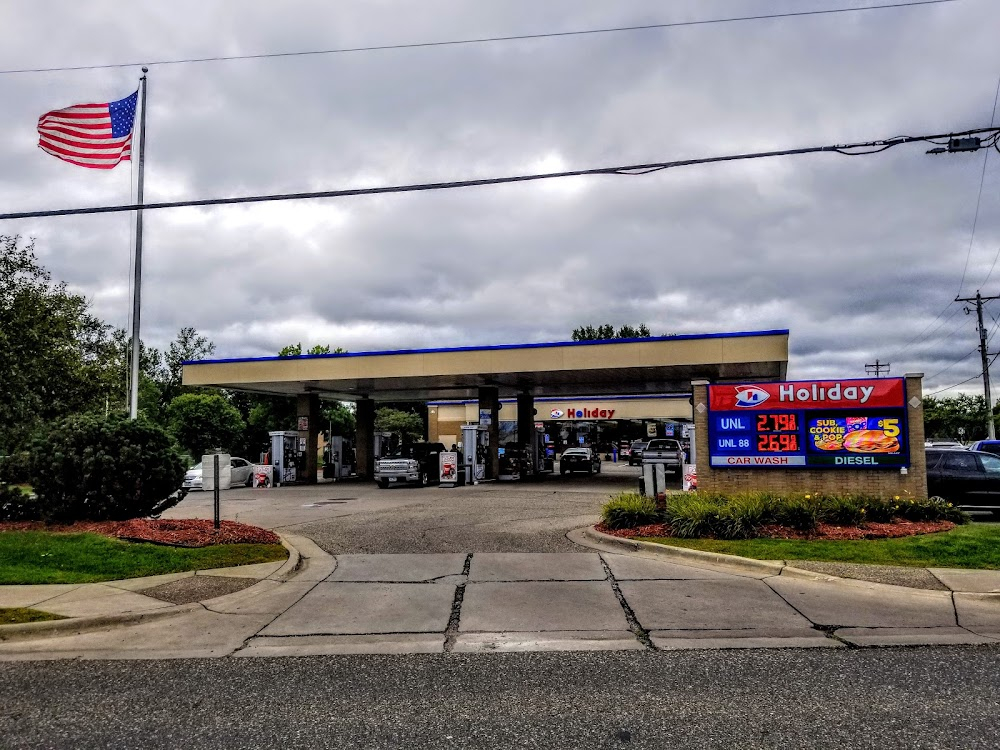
[
  {"left": 641, "top": 438, "right": 684, "bottom": 473},
  {"left": 374, "top": 442, "right": 445, "bottom": 488}
]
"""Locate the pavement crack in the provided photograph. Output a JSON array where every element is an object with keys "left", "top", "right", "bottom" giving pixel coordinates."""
[
  {"left": 231, "top": 560, "right": 331, "bottom": 655},
  {"left": 598, "top": 553, "right": 655, "bottom": 650},
  {"left": 443, "top": 553, "right": 473, "bottom": 653}
]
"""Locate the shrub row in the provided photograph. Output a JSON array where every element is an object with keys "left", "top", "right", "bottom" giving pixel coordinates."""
[
  {"left": 0, "top": 414, "right": 186, "bottom": 523},
  {"left": 601, "top": 491, "right": 968, "bottom": 539}
]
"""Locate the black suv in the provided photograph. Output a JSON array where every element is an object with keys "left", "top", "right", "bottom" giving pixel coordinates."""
[
  {"left": 926, "top": 447, "right": 1000, "bottom": 514},
  {"left": 628, "top": 441, "right": 648, "bottom": 466}
]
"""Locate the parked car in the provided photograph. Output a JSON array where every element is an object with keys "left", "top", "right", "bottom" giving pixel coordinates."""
[
  {"left": 926, "top": 448, "right": 1000, "bottom": 514},
  {"left": 628, "top": 441, "right": 649, "bottom": 466},
  {"left": 924, "top": 441, "right": 965, "bottom": 449},
  {"left": 968, "top": 440, "right": 1000, "bottom": 457},
  {"left": 641, "top": 438, "right": 685, "bottom": 473},
  {"left": 559, "top": 447, "right": 600, "bottom": 475},
  {"left": 375, "top": 442, "right": 445, "bottom": 488},
  {"left": 182, "top": 456, "right": 254, "bottom": 490}
]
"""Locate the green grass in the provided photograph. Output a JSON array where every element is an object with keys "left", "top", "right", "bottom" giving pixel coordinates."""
[
  {"left": 0, "top": 607, "right": 66, "bottom": 625},
  {"left": 639, "top": 523, "right": 1000, "bottom": 569},
  {"left": 0, "top": 532, "right": 287, "bottom": 585}
]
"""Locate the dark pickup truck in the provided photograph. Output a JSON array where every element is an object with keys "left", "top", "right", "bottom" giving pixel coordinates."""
[{"left": 374, "top": 442, "right": 446, "bottom": 488}]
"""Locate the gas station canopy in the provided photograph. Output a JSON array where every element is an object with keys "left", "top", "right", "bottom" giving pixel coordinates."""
[{"left": 182, "top": 329, "right": 789, "bottom": 401}]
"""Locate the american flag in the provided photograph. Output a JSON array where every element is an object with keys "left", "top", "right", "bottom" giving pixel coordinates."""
[{"left": 37, "top": 90, "right": 138, "bottom": 169}]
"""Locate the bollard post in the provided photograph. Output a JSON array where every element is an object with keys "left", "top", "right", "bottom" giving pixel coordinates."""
[{"left": 213, "top": 453, "right": 221, "bottom": 530}]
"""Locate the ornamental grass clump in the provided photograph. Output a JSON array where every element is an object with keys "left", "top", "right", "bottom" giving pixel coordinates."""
[
  {"left": 899, "top": 497, "right": 967, "bottom": 524},
  {"left": 772, "top": 495, "right": 819, "bottom": 533},
  {"left": 663, "top": 494, "right": 721, "bottom": 538},
  {"left": 601, "top": 492, "right": 659, "bottom": 530},
  {"left": 816, "top": 495, "right": 865, "bottom": 526}
]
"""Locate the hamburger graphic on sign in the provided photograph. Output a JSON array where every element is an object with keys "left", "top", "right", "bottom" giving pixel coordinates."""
[{"left": 808, "top": 416, "right": 901, "bottom": 454}]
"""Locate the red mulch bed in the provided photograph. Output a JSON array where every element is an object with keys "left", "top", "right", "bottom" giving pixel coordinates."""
[
  {"left": 0, "top": 518, "right": 281, "bottom": 548},
  {"left": 595, "top": 519, "right": 955, "bottom": 541}
]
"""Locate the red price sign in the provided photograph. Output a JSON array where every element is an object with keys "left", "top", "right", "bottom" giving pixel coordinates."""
[
  {"left": 757, "top": 414, "right": 798, "bottom": 432},
  {"left": 757, "top": 434, "right": 800, "bottom": 452}
]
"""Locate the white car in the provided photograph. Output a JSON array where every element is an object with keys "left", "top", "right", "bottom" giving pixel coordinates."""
[{"left": 182, "top": 457, "right": 254, "bottom": 490}]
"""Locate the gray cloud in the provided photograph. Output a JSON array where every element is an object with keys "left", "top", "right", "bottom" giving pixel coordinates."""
[{"left": 2, "top": 0, "right": 999, "bottom": 397}]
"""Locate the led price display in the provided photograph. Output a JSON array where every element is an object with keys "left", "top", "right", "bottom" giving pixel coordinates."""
[
  {"left": 707, "top": 379, "right": 910, "bottom": 469},
  {"left": 757, "top": 434, "right": 800, "bottom": 452},
  {"left": 757, "top": 414, "right": 797, "bottom": 432}
]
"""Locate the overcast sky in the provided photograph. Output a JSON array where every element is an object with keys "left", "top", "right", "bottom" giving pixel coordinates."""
[{"left": 2, "top": 0, "right": 999, "bottom": 397}]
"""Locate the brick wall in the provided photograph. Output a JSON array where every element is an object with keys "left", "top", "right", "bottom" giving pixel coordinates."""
[{"left": 693, "top": 375, "right": 928, "bottom": 498}]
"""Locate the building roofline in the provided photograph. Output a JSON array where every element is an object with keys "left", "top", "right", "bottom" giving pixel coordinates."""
[
  {"left": 184, "top": 329, "right": 790, "bottom": 366},
  {"left": 428, "top": 393, "right": 693, "bottom": 406}
]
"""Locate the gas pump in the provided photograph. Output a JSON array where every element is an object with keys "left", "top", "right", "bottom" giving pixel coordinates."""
[
  {"left": 461, "top": 423, "right": 489, "bottom": 485},
  {"left": 529, "top": 428, "right": 554, "bottom": 476},
  {"left": 268, "top": 431, "right": 299, "bottom": 486},
  {"left": 323, "top": 436, "right": 355, "bottom": 480},
  {"left": 373, "top": 432, "right": 393, "bottom": 461}
]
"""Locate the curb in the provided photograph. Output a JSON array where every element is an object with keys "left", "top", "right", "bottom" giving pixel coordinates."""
[
  {"left": 0, "top": 603, "right": 204, "bottom": 642},
  {"left": 574, "top": 526, "right": 826, "bottom": 581},
  {"left": 0, "top": 533, "right": 305, "bottom": 642},
  {"left": 271, "top": 533, "right": 303, "bottom": 580}
]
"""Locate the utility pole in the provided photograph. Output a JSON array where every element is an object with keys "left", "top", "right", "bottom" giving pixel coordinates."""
[
  {"left": 956, "top": 291, "right": 1000, "bottom": 439},
  {"left": 865, "top": 360, "right": 890, "bottom": 378}
]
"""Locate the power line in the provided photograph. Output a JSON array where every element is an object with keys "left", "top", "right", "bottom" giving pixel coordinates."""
[
  {"left": 2, "top": 126, "right": 997, "bottom": 222},
  {"left": 0, "top": 0, "right": 963, "bottom": 76},
  {"left": 956, "top": 71, "right": 1000, "bottom": 296},
  {"left": 886, "top": 299, "right": 962, "bottom": 361},
  {"left": 926, "top": 348, "right": 1000, "bottom": 397},
  {"left": 922, "top": 301, "right": 1000, "bottom": 381}
]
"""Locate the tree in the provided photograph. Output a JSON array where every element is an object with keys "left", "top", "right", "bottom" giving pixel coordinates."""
[
  {"left": 279, "top": 342, "right": 346, "bottom": 356},
  {"left": 167, "top": 392, "right": 246, "bottom": 459},
  {"left": 375, "top": 407, "right": 424, "bottom": 441},
  {"left": 323, "top": 401, "right": 356, "bottom": 437},
  {"left": 923, "top": 394, "right": 995, "bottom": 441},
  {"left": 97, "top": 327, "right": 166, "bottom": 423},
  {"left": 0, "top": 236, "right": 113, "bottom": 452},
  {"left": 161, "top": 327, "right": 215, "bottom": 407},
  {"left": 572, "top": 323, "right": 651, "bottom": 341}
]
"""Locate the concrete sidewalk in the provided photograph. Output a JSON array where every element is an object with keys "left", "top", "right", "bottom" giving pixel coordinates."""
[{"left": 2, "top": 532, "right": 1000, "bottom": 658}]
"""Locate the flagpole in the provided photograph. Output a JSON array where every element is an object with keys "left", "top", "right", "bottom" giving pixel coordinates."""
[{"left": 128, "top": 67, "right": 148, "bottom": 420}]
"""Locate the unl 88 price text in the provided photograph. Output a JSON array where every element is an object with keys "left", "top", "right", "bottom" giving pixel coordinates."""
[{"left": 757, "top": 433, "right": 800, "bottom": 452}]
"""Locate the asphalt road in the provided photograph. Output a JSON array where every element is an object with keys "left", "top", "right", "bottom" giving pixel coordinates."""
[
  {"left": 3, "top": 647, "right": 999, "bottom": 749},
  {"left": 295, "top": 463, "right": 660, "bottom": 554}
]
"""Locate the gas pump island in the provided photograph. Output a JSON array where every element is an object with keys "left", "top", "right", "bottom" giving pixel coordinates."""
[{"left": 182, "top": 330, "right": 791, "bottom": 483}]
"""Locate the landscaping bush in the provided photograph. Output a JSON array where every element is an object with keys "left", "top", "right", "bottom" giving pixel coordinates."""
[
  {"left": 0, "top": 452, "right": 31, "bottom": 484},
  {"left": 28, "top": 414, "right": 187, "bottom": 522},
  {"left": 664, "top": 494, "right": 721, "bottom": 538},
  {"left": 900, "top": 497, "right": 968, "bottom": 524},
  {"left": 816, "top": 495, "right": 864, "bottom": 527},
  {"left": 646, "top": 490, "right": 962, "bottom": 540},
  {"left": 715, "top": 494, "right": 771, "bottom": 539},
  {"left": 859, "top": 497, "right": 897, "bottom": 524},
  {"left": 772, "top": 495, "right": 819, "bottom": 532},
  {"left": 0, "top": 483, "right": 38, "bottom": 522},
  {"left": 601, "top": 492, "right": 659, "bottom": 530}
]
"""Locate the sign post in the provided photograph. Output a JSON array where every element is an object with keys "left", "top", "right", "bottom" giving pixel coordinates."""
[{"left": 213, "top": 454, "right": 220, "bottom": 530}]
